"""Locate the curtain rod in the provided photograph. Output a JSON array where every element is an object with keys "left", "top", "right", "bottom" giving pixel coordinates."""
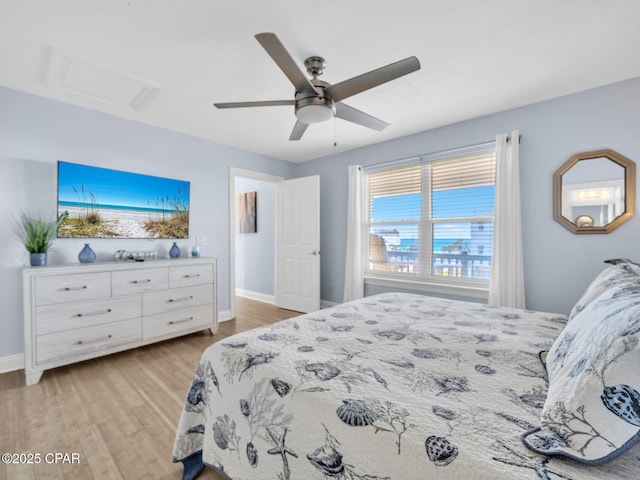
[
  {"left": 364, "top": 133, "right": 522, "bottom": 171},
  {"left": 364, "top": 139, "right": 497, "bottom": 171},
  {"left": 506, "top": 133, "right": 522, "bottom": 144}
]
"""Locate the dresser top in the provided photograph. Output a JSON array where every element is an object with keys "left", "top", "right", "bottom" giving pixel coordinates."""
[{"left": 23, "top": 257, "right": 216, "bottom": 278}]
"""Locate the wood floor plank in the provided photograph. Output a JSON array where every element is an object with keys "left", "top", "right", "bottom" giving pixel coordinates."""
[{"left": 0, "top": 297, "right": 300, "bottom": 480}]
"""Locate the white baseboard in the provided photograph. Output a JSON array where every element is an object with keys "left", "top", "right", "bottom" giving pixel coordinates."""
[
  {"left": 0, "top": 353, "right": 24, "bottom": 374},
  {"left": 235, "top": 289, "right": 340, "bottom": 311},
  {"left": 236, "top": 289, "right": 275, "bottom": 305},
  {"left": 218, "top": 309, "right": 233, "bottom": 322},
  {"left": 321, "top": 300, "right": 339, "bottom": 309}
]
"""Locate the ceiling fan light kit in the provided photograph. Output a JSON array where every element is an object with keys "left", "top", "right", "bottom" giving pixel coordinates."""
[
  {"left": 295, "top": 99, "right": 335, "bottom": 124},
  {"left": 214, "top": 33, "right": 421, "bottom": 141}
]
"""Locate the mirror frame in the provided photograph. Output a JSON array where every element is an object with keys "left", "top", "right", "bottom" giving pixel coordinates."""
[{"left": 553, "top": 149, "right": 636, "bottom": 234}]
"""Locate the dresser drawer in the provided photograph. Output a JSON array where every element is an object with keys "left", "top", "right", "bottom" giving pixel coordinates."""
[
  {"left": 143, "top": 304, "right": 214, "bottom": 340},
  {"left": 36, "top": 295, "right": 141, "bottom": 335},
  {"left": 36, "top": 319, "right": 142, "bottom": 365},
  {"left": 142, "top": 284, "right": 213, "bottom": 316},
  {"left": 112, "top": 267, "right": 168, "bottom": 296},
  {"left": 169, "top": 263, "right": 214, "bottom": 288},
  {"left": 34, "top": 272, "right": 111, "bottom": 306}
]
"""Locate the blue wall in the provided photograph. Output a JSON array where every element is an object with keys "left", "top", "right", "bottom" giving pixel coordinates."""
[{"left": 296, "top": 76, "right": 640, "bottom": 314}]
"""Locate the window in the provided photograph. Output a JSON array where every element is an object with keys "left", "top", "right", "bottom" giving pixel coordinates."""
[{"left": 365, "top": 147, "right": 496, "bottom": 289}]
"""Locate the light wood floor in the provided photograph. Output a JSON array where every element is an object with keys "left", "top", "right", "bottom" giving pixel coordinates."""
[{"left": 0, "top": 297, "right": 300, "bottom": 480}]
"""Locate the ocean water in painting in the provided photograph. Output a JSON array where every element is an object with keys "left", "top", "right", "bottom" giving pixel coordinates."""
[{"left": 57, "top": 162, "right": 190, "bottom": 239}]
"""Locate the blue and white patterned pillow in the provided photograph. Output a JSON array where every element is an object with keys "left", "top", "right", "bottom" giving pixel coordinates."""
[
  {"left": 568, "top": 259, "right": 640, "bottom": 321},
  {"left": 522, "top": 281, "right": 640, "bottom": 463}
]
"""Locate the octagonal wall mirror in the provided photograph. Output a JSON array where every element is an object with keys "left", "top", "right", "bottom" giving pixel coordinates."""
[{"left": 553, "top": 149, "right": 636, "bottom": 234}]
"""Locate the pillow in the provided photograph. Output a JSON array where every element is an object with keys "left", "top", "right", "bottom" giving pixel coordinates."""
[
  {"left": 522, "top": 281, "right": 640, "bottom": 463},
  {"left": 568, "top": 258, "right": 640, "bottom": 321}
]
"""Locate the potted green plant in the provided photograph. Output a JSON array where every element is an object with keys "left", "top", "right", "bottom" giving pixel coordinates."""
[{"left": 21, "top": 211, "right": 68, "bottom": 266}]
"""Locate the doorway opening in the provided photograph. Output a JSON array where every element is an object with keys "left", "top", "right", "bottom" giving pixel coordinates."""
[{"left": 229, "top": 168, "right": 283, "bottom": 320}]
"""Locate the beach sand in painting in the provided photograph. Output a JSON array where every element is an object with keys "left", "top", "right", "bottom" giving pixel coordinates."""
[{"left": 61, "top": 206, "right": 154, "bottom": 238}]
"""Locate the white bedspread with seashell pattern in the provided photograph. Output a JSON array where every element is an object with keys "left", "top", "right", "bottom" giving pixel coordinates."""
[{"left": 173, "top": 293, "right": 640, "bottom": 480}]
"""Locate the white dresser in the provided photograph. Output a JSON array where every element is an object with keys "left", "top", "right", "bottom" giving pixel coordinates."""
[{"left": 23, "top": 257, "right": 217, "bottom": 385}]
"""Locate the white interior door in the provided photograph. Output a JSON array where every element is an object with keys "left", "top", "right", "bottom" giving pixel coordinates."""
[{"left": 276, "top": 175, "right": 320, "bottom": 313}]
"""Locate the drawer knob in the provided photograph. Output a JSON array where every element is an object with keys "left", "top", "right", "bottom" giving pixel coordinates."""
[
  {"left": 168, "top": 295, "right": 194, "bottom": 303},
  {"left": 131, "top": 279, "right": 151, "bottom": 284},
  {"left": 63, "top": 285, "right": 88, "bottom": 291},
  {"left": 183, "top": 273, "right": 201, "bottom": 278},
  {"left": 168, "top": 316, "right": 194, "bottom": 325}
]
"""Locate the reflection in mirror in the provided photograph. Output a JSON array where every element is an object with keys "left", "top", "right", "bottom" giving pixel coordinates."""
[
  {"left": 553, "top": 149, "right": 636, "bottom": 234},
  {"left": 561, "top": 157, "right": 624, "bottom": 227}
]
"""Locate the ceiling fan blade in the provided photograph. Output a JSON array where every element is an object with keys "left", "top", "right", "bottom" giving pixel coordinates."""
[
  {"left": 214, "top": 100, "right": 295, "bottom": 109},
  {"left": 255, "top": 33, "right": 318, "bottom": 94},
  {"left": 327, "top": 56, "right": 421, "bottom": 103},
  {"left": 335, "top": 103, "right": 389, "bottom": 131},
  {"left": 289, "top": 120, "right": 308, "bottom": 141}
]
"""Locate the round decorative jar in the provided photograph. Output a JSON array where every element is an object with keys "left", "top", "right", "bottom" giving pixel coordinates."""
[
  {"left": 169, "top": 242, "right": 181, "bottom": 258},
  {"left": 191, "top": 245, "right": 200, "bottom": 257},
  {"left": 78, "top": 244, "right": 96, "bottom": 263}
]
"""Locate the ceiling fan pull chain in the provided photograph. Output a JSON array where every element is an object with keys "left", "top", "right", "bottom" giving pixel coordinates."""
[{"left": 334, "top": 117, "right": 338, "bottom": 147}]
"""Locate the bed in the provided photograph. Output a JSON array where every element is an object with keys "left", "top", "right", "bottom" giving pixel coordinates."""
[{"left": 173, "top": 259, "right": 640, "bottom": 479}]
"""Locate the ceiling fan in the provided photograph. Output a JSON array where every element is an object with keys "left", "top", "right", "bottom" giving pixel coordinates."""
[{"left": 214, "top": 33, "right": 421, "bottom": 141}]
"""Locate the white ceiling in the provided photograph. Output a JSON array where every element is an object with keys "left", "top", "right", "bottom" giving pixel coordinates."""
[{"left": 2, "top": 0, "right": 640, "bottom": 163}]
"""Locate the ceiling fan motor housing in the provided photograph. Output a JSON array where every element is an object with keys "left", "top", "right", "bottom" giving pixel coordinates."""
[{"left": 294, "top": 78, "right": 335, "bottom": 124}]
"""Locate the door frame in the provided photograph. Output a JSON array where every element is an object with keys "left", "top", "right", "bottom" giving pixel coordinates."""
[{"left": 228, "top": 167, "right": 284, "bottom": 320}]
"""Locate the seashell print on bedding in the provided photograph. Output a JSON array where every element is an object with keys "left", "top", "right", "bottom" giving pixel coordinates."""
[
  {"left": 239, "top": 399, "right": 250, "bottom": 417},
  {"left": 307, "top": 425, "right": 392, "bottom": 478},
  {"left": 432, "top": 406, "right": 457, "bottom": 421},
  {"left": 271, "top": 379, "right": 291, "bottom": 397},
  {"left": 186, "top": 424, "right": 205, "bottom": 434},
  {"left": 601, "top": 385, "right": 640, "bottom": 427},
  {"left": 475, "top": 364, "right": 497, "bottom": 375},
  {"left": 411, "top": 348, "right": 443, "bottom": 359},
  {"left": 425, "top": 435, "right": 458, "bottom": 466},
  {"left": 336, "top": 399, "right": 379, "bottom": 426},
  {"left": 377, "top": 330, "right": 406, "bottom": 341},
  {"left": 307, "top": 445, "right": 344, "bottom": 476},
  {"left": 187, "top": 381, "right": 206, "bottom": 406},
  {"left": 258, "top": 332, "right": 280, "bottom": 341},
  {"left": 246, "top": 441, "right": 258, "bottom": 467},
  {"left": 212, "top": 420, "right": 229, "bottom": 450},
  {"left": 474, "top": 334, "right": 498, "bottom": 343},
  {"left": 305, "top": 362, "right": 341, "bottom": 381},
  {"left": 331, "top": 324, "right": 354, "bottom": 332}
]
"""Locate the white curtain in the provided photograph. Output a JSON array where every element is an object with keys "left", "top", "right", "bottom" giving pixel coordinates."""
[
  {"left": 488, "top": 131, "right": 525, "bottom": 308},
  {"left": 343, "top": 165, "right": 364, "bottom": 302}
]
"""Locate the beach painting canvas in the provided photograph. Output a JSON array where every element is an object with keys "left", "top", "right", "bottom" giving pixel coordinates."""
[
  {"left": 57, "top": 162, "right": 190, "bottom": 239},
  {"left": 236, "top": 191, "right": 257, "bottom": 233}
]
